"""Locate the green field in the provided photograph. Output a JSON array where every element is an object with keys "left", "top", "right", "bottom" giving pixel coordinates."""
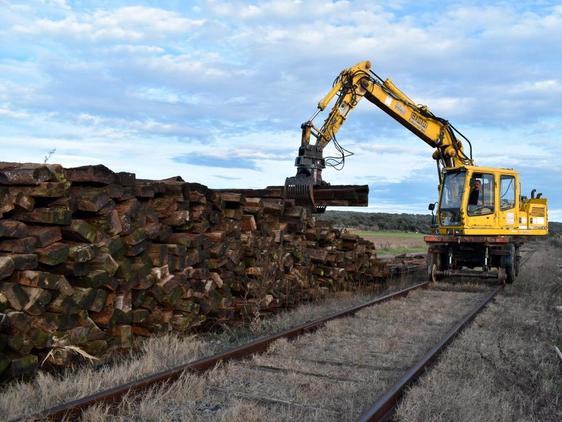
[
  {"left": 352, "top": 230, "right": 424, "bottom": 239},
  {"left": 350, "top": 230, "right": 427, "bottom": 255}
]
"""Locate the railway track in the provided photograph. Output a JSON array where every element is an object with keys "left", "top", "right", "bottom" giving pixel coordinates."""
[{"left": 22, "top": 249, "right": 539, "bottom": 421}]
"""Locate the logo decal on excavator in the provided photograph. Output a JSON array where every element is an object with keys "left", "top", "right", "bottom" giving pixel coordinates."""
[
  {"left": 409, "top": 112, "right": 428, "bottom": 131},
  {"left": 394, "top": 102, "right": 407, "bottom": 116}
]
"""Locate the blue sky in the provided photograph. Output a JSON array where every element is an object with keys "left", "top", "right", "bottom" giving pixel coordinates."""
[{"left": 1, "top": 0, "right": 561, "bottom": 220}]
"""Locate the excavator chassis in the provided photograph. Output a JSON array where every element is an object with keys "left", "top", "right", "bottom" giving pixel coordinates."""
[{"left": 424, "top": 235, "right": 523, "bottom": 284}]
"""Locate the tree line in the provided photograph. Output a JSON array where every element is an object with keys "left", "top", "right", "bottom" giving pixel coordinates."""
[
  {"left": 318, "top": 211, "right": 433, "bottom": 232},
  {"left": 319, "top": 211, "right": 562, "bottom": 235}
]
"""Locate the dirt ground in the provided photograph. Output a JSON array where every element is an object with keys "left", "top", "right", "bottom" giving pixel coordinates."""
[{"left": 396, "top": 240, "right": 562, "bottom": 421}]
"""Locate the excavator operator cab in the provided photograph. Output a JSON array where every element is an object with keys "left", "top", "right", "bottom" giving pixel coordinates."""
[{"left": 437, "top": 165, "right": 548, "bottom": 236}]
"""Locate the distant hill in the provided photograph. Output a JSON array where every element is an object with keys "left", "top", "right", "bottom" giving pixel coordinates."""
[
  {"left": 550, "top": 221, "right": 562, "bottom": 235},
  {"left": 319, "top": 210, "right": 562, "bottom": 235}
]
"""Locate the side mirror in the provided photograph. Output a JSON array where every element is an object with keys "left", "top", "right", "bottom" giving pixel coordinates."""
[{"left": 429, "top": 202, "right": 438, "bottom": 228}]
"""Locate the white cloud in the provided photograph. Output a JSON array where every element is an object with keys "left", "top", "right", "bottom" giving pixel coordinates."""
[
  {"left": 413, "top": 96, "right": 476, "bottom": 117},
  {"left": 207, "top": 0, "right": 351, "bottom": 20},
  {"left": 103, "top": 44, "right": 165, "bottom": 55},
  {"left": 511, "top": 79, "right": 562, "bottom": 94},
  {"left": 137, "top": 53, "right": 230, "bottom": 79},
  {"left": 13, "top": 6, "right": 205, "bottom": 42},
  {"left": 0, "top": 106, "right": 30, "bottom": 119},
  {"left": 333, "top": 202, "right": 431, "bottom": 215},
  {"left": 39, "top": 0, "right": 71, "bottom": 10},
  {"left": 549, "top": 209, "right": 562, "bottom": 222}
]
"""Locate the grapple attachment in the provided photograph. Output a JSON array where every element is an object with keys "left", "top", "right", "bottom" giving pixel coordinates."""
[
  {"left": 285, "top": 127, "right": 327, "bottom": 213},
  {"left": 284, "top": 174, "right": 327, "bottom": 213}
]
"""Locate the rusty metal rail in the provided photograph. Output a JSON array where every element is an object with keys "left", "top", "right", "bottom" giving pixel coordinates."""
[
  {"left": 23, "top": 281, "right": 429, "bottom": 421},
  {"left": 358, "top": 285, "right": 502, "bottom": 422}
]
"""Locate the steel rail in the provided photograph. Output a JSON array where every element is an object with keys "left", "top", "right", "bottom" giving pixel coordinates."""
[
  {"left": 358, "top": 285, "right": 502, "bottom": 422},
  {"left": 24, "top": 281, "right": 429, "bottom": 421}
]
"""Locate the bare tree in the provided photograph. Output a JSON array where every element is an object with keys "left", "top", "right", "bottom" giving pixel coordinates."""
[{"left": 43, "top": 148, "right": 56, "bottom": 164}]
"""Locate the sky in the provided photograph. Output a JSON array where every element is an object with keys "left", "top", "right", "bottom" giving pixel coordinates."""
[{"left": 1, "top": 0, "right": 561, "bottom": 220}]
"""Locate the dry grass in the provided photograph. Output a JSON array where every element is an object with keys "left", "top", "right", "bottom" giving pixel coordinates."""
[
  {"left": 0, "top": 278, "right": 419, "bottom": 421},
  {"left": 76, "top": 284, "right": 488, "bottom": 421},
  {"left": 64, "top": 243, "right": 560, "bottom": 422},
  {"left": 396, "top": 242, "right": 562, "bottom": 421}
]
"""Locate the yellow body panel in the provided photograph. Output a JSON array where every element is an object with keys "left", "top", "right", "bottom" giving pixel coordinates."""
[{"left": 437, "top": 166, "right": 548, "bottom": 236}]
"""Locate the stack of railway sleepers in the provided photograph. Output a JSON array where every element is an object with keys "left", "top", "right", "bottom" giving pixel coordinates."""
[{"left": 0, "top": 162, "right": 388, "bottom": 380}]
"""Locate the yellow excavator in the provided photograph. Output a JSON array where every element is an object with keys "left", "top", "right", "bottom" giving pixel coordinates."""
[{"left": 285, "top": 60, "right": 548, "bottom": 283}]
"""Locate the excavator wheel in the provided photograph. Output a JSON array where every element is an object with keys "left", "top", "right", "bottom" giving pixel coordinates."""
[
  {"left": 515, "top": 245, "right": 522, "bottom": 277},
  {"left": 504, "top": 244, "right": 516, "bottom": 284},
  {"left": 426, "top": 252, "right": 442, "bottom": 282},
  {"left": 497, "top": 267, "right": 507, "bottom": 285}
]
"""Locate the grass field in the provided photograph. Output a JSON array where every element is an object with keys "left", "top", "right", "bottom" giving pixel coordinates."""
[
  {"left": 350, "top": 230, "right": 427, "bottom": 255},
  {"left": 396, "top": 241, "right": 562, "bottom": 421}
]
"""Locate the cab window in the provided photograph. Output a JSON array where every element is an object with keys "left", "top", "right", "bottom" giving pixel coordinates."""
[
  {"left": 439, "top": 170, "right": 466, "bottom": 226},
  {"left": 500, "top": 175, "right": 515, "bottom": 210},
  {"left": 467, "top": 173, "right": 494, "bottom": 216}
]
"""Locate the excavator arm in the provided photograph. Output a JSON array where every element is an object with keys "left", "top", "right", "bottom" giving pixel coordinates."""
[{"left": 286, "top": 60, "right": 474, "bottom": 208}]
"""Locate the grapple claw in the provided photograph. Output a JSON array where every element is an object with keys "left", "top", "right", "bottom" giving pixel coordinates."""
[{"left": 284, "top": 175, "right": 327, "bottom": 213}]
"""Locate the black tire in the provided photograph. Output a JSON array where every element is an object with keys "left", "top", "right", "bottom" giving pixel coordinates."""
[
  {"left": 426, "top": 252, "right": 434, "bottom": 281},
  {"left": 504, "top": 244, "right": 516, "bottom": 284},
  {"left": 426, "top": 252, "right": 442, "bottom": 282},
  {"left": 515, "top": 245, "right": 521, "bottom": 276}
]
